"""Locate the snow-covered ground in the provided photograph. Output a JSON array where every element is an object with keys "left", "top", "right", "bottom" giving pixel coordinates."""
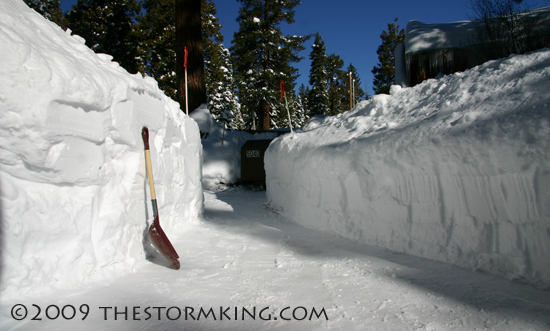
[
  {"left": 2, "top": 188, "right": 549, "bottom": 330},
  {"left": 267, "top": 49, "right": 550, "bottom": 288}
]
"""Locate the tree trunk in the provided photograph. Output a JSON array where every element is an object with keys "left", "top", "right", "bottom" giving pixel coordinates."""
[
  {"left": 259, "top": 99, "right": 270, "bottom": 131},
  {"left": 175, "top": 0, "right": 206, "bottom": 114}
]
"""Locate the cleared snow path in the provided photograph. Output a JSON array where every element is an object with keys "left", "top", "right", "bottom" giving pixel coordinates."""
[{"left": 2, "top": 188, "right": 549, "bottom": 330}]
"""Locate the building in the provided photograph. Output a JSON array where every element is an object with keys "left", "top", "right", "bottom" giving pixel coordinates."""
[{"left": 396, "top": 6, "right": 550, "bottom": 87}]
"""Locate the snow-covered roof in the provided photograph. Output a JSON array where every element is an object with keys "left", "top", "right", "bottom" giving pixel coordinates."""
[
  {"left": 405, "top": 5, "right": 550, "bottom": 54},
  {"left": 405, "top": 19, "right": 476, "bottom": 54}
]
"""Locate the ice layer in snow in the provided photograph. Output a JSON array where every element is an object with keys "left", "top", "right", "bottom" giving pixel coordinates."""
[
  {"left": 266, "top": 49, "right": 550, "bottom": 287},
  {"left": 0, "top": 0, "right": 203, "bottom": 300}
]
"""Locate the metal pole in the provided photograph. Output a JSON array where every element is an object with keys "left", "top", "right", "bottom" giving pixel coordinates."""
[
  {"left": 284, "top": 91, "right": 293, "bottom": 133},
  {"left": 349, "top": 72, "right": 353, "bottom": 109},
  {"left": 281, "top": 80, "right": 293, "bottom": 133},
  {"left": 222, "top": 121, "right": 226, "bottom": 145},
  {"left": 353, "top": 79, "right": 356, "bottom": 108},
  {"left": 184, "top": 47, "right": 189, "bottom": 115}
]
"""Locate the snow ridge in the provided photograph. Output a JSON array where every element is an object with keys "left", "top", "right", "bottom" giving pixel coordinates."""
[{"left": 266, "top": 48, "right": 550, "bottom": 287}]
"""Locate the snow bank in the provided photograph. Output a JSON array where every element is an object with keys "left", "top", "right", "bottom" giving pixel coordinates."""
[
  {"left": 266, "top": 48, "right": 550, "bottom": 287},
  {"left": 0, "top": 0, "right": 202, "bottom": 300},
  {"left": 190, "top": 106, "right": 278, "bottom": 188}
]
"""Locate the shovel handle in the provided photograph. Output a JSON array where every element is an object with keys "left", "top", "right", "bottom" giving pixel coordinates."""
[{"left": 142, "top": 127, "right": 156, "bottom": 202}]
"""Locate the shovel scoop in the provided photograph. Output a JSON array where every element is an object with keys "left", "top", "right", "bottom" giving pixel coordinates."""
[{"left": 142, "top": 127, "right": 180, "bottom": 269}]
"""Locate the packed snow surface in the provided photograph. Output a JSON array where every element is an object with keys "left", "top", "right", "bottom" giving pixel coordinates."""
[
  {"left": 267, "top": 49, "right": 550, "bottom": 287},
  {"left": 0, "top": 0, "right": 203, "bottom": 300},
  {"left": 1, "top": 188, "right": 549, "bottom": 330}
]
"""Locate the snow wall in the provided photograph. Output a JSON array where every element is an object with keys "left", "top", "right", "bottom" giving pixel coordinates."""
[
  {"left": 0, "top": 0, "right": 203, "bottom": 300},
  {"left": 266, "top": 49, "right": 550, "bottom": 287}
]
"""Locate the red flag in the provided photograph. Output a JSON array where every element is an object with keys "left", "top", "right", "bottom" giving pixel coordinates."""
[
  {"left": 280, "top": 80, "right": 285, "bottom": 99},
  {"left": 184, "top": 47, "right": 188, "bottom": 71}
]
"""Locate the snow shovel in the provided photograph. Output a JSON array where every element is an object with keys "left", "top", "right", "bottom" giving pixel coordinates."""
[{"left": 142, "top": 127, "right": 180, "bottom": 269}]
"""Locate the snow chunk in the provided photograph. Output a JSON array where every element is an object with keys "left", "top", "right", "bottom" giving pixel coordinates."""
[
  {"left": 389, "top": 85, "right": 402, "bottom": 95},
  {"left": 189, "top": 104, "right": 213, "bottom": 134}
]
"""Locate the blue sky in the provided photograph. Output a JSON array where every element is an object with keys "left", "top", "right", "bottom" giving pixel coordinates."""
[{"left": 59, "top": 0, "right": 548, "bottom": 96}]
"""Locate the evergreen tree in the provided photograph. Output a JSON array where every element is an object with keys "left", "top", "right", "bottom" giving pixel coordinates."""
[
  {"left": 308, "top": 32, "right": 329, "bottom": 117},
  {"left": 139, "top": 0, "right": 177, "bottom": 99},
  {"left": 372, "top": 18, "right": 405, "bottom": 95},
  {"left": 24, "top": 0, "right": 66, "bottom": 27},
  {"left": 342, "top": 63, "right": 366, "bottom": 111},
  {"left": 207, "top": 44, "right": 244, "bottom": 129},
  {"left": 140, "top": 0, "right": 238, "bottom": 110},
  {"left": 297, "top": 83, "right": 309, "bottom": 118},
  {"left": 66, "top": 0, "right": 142, "bottom": 73},
  {"left": 201, "top": 0, "right": 242, "bottom": 128},
  {"left": 294, "top": 84, "right": 309, "bottom": 126},
  {"left": 325, "top": 54, "right": 345, "bottom": 115},
  {"left": 201, "top": 0, "right": 223, "bottom": 57},
  {"left": 231, "top": 0, "right": 308, "bottom": 130}
]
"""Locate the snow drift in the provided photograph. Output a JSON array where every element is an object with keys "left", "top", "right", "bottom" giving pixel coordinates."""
[
  {"left": 266, "top": 49, "right": 550, "bottom": 287},
  {"left": 0, "top": 0, "right": 203, "bottom": 300}
]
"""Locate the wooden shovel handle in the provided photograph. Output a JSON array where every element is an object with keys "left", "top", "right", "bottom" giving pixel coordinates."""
[{"left": 142, "top": 127, "right": 156, "bottom": 201}]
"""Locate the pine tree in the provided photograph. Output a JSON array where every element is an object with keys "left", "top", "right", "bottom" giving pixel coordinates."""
[
  {"left": 139, "top": 0, "right": 177, "bottom": 99},
  {"left": 297, "top": 83, "right": 309, "bottom": 118},
  {"left": 24, "top": 0, "right": 66, "bottom": 27},
  {"left": 342, "top": 63, "right": 366, "bottom": 110},
  {"left": 201, "top": 0, "right": 242, "bottom": 129},
  {"left": 325, "top": 54, "right": 345, "bottom": 115},
  {"left": 308, "top": 32, "right": 329, "bottom": 117},
  {"left": 65, "top": 0, "right": 142, "bottom": 74},
  {"left": 294, "top": 84, "right": 309, "bottom": 126},
  {"left": 201, "top": 0, "right": 223, "bottom": 58},
  {"left": 372, "top": 18, "right": 405, "bottom": 95},
  {"left": 140, "top": 0, "right": 238, "bottom": 109},
  {"left": 231, "top": 0, "right": 308, "bottom": 130},
  {"left": 207, "top": 44, "right": 244, "bottom": 129}
]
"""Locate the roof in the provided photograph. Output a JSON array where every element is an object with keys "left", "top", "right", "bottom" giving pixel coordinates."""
[{"left": 405, "top": 5, "right": 550, "bottom": 54}]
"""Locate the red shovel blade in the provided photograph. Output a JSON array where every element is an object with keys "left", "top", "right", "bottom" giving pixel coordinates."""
[{"left": 149, "top": 216, "right": 180, "bottom": 269}]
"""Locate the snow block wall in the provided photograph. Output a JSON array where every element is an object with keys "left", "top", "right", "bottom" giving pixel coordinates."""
[
  {"left": 0, "top": 0, "right": 203, "bottom": 300},
  {"left": 266, "top": 49, "right": 550, "bottom": 287}
]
